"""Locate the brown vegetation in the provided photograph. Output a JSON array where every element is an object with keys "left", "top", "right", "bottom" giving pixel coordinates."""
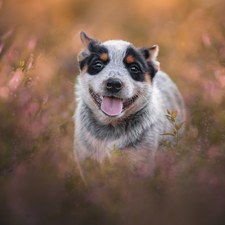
[{"left": 1, "top": 0, "right": 225, "bottom": 224}]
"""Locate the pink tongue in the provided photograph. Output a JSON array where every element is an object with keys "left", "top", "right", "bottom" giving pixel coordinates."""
[{"left": 101, "top": 96, "right": 123, "bottom": 116}]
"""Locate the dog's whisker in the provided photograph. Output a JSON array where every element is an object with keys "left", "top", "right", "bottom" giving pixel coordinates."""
[{"left": 138, "top": 93, "right": 147, "bottom": 102}]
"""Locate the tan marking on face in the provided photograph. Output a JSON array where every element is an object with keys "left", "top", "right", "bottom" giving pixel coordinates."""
[
  {"left": 100, "top": 53, "right": 108, "bottom": 61},
  {"left": 126, "top": 55, "right": 134, "bottom": 64},
  {"left": 80, "top": 65, "right": 88, "bottom": 77},
  {"left": 145, "top": 73, "right": 151, "bottom": 84}
]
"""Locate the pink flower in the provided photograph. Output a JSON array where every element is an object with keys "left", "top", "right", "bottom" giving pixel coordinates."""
[
  {"left": 8, "top": 69, "right": 24, "bottom": 91},
  {"left": 0, "top": 86, "right": 9, "bottom": 101},
  {"left": 27, "top": 57, "right": 34, "bottom": 70},
  {"left": 27, "top": 37, "right": 37, "bottom": 51}
]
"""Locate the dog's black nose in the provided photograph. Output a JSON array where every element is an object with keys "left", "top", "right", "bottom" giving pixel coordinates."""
[{"left": 105, "top": 79, "right": 123, "bottom": 93}]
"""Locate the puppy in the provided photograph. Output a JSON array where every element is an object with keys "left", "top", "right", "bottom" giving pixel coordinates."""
[{"left": 74, "top": 31, "right": 185, "bottom": 176}]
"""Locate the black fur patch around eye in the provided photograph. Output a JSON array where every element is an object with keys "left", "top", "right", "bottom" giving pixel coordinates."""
[
  {"left": 123, "top": 47, "right": 147, "bottom": 82},
  {"left": 79, "top": 41, "right": 110, "bottom": 75},
  {"left": 87, "top": 55, "right": 107, "bottom": 75},
  {"left": 124, "top": 46, "right": 158, "bottom": 81}
]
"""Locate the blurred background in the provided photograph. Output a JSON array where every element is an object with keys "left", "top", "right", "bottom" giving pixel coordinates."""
[{"left": 1, "top": 0, "right": 225, "bottom": 224}]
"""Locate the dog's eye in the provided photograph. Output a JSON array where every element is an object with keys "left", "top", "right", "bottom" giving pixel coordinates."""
[
  {"left": 92, "top": 61, "right": 103, "bottom": 69},
  {"left": 130, "top": 65, "right": 140, "bottom": 73}
]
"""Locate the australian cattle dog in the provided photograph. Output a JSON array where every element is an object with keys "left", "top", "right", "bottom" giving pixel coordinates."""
[{"left": 74, "top": 31, "right": 185, "bottom": 176}]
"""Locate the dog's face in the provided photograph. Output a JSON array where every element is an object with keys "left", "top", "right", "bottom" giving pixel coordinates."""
[{"left": 77, "top": 31, "right": 160, "bottom": 123}]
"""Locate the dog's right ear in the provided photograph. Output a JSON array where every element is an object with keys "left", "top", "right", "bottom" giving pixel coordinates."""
[
  {"left": 78, "top": 31, "right": 101, "bottom": 65},
  {"left": 80, "top": 31, "right": 92, "bottom": 47},
  {"left": 80, "top": 31, "right": 101, "bottom": 47}
]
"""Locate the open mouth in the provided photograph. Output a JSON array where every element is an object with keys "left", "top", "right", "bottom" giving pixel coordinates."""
[{"left": 89, "top": 89, "right": 138, "bottom": 116}]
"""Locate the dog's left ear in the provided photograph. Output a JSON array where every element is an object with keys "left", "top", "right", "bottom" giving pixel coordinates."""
[{"left": 140, "top": 45, "right": 160, "bottom": 71}]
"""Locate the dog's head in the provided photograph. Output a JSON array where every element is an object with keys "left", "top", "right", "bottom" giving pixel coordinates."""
[{"left": 77, "top": 31, "right": 160, "bottom": 123}]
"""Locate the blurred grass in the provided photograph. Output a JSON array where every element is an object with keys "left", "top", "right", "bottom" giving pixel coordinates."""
[{"left": 1, "top": 0, "right": 225, "bottom": 224}]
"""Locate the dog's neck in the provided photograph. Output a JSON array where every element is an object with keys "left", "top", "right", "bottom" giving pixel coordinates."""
[{"left": 79, "top": 100, "right": 151, "bottom": 142}]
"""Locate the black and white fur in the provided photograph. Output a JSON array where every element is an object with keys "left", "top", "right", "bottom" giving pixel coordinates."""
[{"left": 74, "top": 31, "right": 185, "bottom": 176}]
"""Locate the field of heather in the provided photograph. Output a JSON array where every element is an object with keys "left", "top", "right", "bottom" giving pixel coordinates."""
[{"left": 1, "top": 0, "right": 225, "bottom": 224}]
